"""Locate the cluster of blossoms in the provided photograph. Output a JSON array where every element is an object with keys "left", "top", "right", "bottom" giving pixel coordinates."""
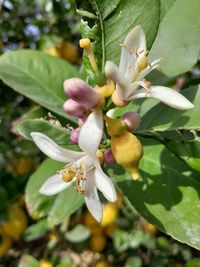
[{"left": 31, "top": 26, "right": 194, "bottom": 222}]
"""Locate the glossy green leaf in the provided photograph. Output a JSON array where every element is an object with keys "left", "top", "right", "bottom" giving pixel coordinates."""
[
  {"left": 165, "top": 137, "right": 200, "bottom": 173},
  {"left": 65, "top": 224, "right": 90, "bottom": 243},
  {"left": 23, "top": 219, "right": 49, "bottom": 241},
  {"left": 160, "top": 0, "right": 176, "bottom": 20},
  {"left": 26, "top": 158, "right": 83, "bottom": 225},
  {"left": 138, "top": 86, "right": 200, "bottom": 132},
  {"left": 48, "top": 186, "right": 83, "bottom": 226},
  {"left": 17, "top": 118, "right": 71, "bottom": 145},
  {"left": 0, "top": 50, "right": 79, "bottom": 118},
  {"left": 80, "top": 0, "right": 160, "bottom": 72},
  {"left": 150, "top": 0, "right": 200, "bottom": 76},
  {"left": 107, "top": 138, "right": 200, "bottom": 249},
  {"left": 19, "top": 255, "right": 40, "bottom": 267}
]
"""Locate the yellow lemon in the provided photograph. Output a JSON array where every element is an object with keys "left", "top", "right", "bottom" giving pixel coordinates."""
[
  {"left": 44, "top": 47, "right": 60, "bottom": 57},
  {"left": 96, "top": 260, "right": 110, "bottom": 267},
  {"left": 104, "top": 116, "right": 126, "bottom": 137},
  {"left": 57, "top": 41, "right": 78, "bottom": 63},
  {"left": 3, "top": 203, "right": 28, "bottom": 240},
  {"left": 12, "top": 156, "right": 33, "bottom": 174},
  {"left": 142, "top": 222, "right": 158, "bottom": 236},
  {"left": 104, "top": 223, "right": 117, "bottom": 237},
  {"left": 83, "top": 212, "right": 103, "bottom": 234},
  {"left": 89, "top": 233, "right": 106, "bottom": 252},
  {"left": 111, "top": 131, "right": 143, "bottom": 180},
  {"left": 101, "top": 203, "right": 118, "bottom": 227},
  {"left": 40, "top": 259, "right": 53, "bottom": 267},
  {"left": 0, "top": 228, "right": 12, "bottom": 257}
]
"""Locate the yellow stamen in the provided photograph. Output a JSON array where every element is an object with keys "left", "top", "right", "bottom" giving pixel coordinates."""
[
  {"left": 61, "top": 168, "right": 75, "bottom": 182},
  {"left": 76, "top": 165, "right": 86, "bottom": 194},
  {"left": 79, "top": 38, "right": 98, "bottom": 72}
]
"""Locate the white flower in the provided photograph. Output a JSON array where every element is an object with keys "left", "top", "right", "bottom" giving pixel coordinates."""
[
  {"left": 31, "top": 111, "right": 117, "bottom": 222},
  {"left": 105, "top": 25, "right": 194, "bottom": 110}
]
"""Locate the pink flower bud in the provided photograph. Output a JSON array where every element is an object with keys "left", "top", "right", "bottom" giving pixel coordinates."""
[
  {"left": 63, "top": 78, "right": 100, "bottom": 109},
  {"left": 78, "top": 116, "right": 87, "bottom": 126},
  {"left": 104, "top": 148, "right": 115, "bottom": 165},
  {"left": 121, "top": 111, "right": 141, "bottom": 132},
  {"left": 63, "top": 99, "right": 87, "bottom": 118},
  {"left": 70, "top": 127, "right": 80, "bottom": 144}
]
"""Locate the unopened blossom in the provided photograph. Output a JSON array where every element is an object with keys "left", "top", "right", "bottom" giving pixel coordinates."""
[
  {"left": 63, "top": 99, "right": 87, "bottom": 118},
  {"left": 70, "top": 127, "right": 80, "bottom": 144},
  {"left": 31, "top": 111, "right": 117, "bottom": 222},
  {"left": 121, "top": 111, "right": 141, "bottom": 132},
  {"left": 104, "top": 149, "right": 115, "bottom": 165},
  {"left": 64, "top": 78, "right": 101, "bottom": 109},
  {"left": 105, "top": 25, "right": 194, "bottom": 110}
]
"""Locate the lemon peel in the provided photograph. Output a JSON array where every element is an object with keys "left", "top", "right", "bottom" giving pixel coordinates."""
[
  {"left": 111, "top": 131, "right": 143, "bottom": 180},
  {"left": 104, "top": 116, "right": 126, "bottom": 137}
]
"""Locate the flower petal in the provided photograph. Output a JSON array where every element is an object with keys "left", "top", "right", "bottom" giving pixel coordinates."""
[
  {"left": 31, "top": 132, "right": 85, "bottom": 163},
  {"left": 137, "top": 58, "right": 161, "bottom": 81},
  {"left": 84, "top": 170, "right": 102, "bottom": 222},
  {"left": 39, "top": 173, "right": 76, "bottom": 196},
  {"left": 149, "top": 86, "right": 194, "bottom": 110},
  {"left": 133, "top": 86, "right": 194, "bottom": 110},
  {"left": 94, "top": 160, "right": 117, "bottom": 202},
  {"left": 105, "top": 61, "right": 134, "bottom": 100},
  {"left": 78, "top": 111, "right": 103, "bottom": 156},
  {"left": 119, "top": 25, "right": 146, "bottom": 78}
]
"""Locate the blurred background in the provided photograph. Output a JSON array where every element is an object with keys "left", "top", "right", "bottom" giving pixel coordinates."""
[{"left": 0, "top": 1, "right": 200, "bottom": 266}]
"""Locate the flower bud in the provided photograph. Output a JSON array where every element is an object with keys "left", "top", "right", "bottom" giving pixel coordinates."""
[
  {"left": 121, "top": 112, "right": 141, "bottom": 132},
  {"left": 70, "top": 127, "right": 80, "bottom": 144},
  {"left": 104, "top": 149, "right": 115, "bottom": 165},
  {"left": 64, "top": 78, "right": 100, "bottom": 109},
  {"left": 78, "top": 116, "right": 87, "bottom": 126},
  {"left": 63, "top": 99, "right": 86, "bottom": 118}
]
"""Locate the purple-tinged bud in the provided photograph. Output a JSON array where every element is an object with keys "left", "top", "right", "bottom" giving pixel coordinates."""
[
  {"left": 78, "top": 116, "right": 87, "bottom": 126},
  {"left": 70, "top": 127, "right": 80, "bottom": 144},
  {"left": 121, "top": 112, "right": 141, "bottom": 132},
  {"left": 63, "top": 99, "right": 87, "bottom": 118},
  {"left": 63, "top": 78, "right": 100, "bottom": 109},
  {"left": 104, "top": 148, "right": 115, "bottom": 165}
]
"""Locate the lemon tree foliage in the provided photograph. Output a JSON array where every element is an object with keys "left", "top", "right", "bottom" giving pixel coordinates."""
[
  {"left": 150, "top": 0, "right": 200, "bottom": 76},
  {"left": 0, "top": 50, "right": 80, "bottom": 118},
  {"left": 107, "top": 139, "right": 200, "bottom": 250}
]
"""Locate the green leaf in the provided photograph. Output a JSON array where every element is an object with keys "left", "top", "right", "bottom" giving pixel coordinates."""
[
  {"left": 17, "top": 118, "right": 71, "bottom": 145},
  {"left": 138, "top": 86, "right": 200, "bottom": 132},
  {"left": 48, "top": 186, "right": 83, "bottom": 226},
  {"left": 26, "top": 158, "right": 83, "bottom": 225},
  {"left": 107, "top": 138, "right": 200, "bottom": 249},
  {"left": 0, "top": 50, "right": 79, "bottom": 118},
  {"left": 19, "top": 255, "right": 40, "bottom": 267},
  {"left": 165, "top": 137, "right": 200, "bottom": 173},
  {"left": 80, "top": 0, "right": 160, "bottom": 71},
  {"left": 23, "top": 219, "right": 49, "bottom": 241},
  {"left": 65, "top": 224, "right": 90, "bottom": 243},
  {"left": 150, "top": 0, "right": 200, "bottom": 76},
  {"left": 160, "top": 0, "right": 176, "bottom": 20}
]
